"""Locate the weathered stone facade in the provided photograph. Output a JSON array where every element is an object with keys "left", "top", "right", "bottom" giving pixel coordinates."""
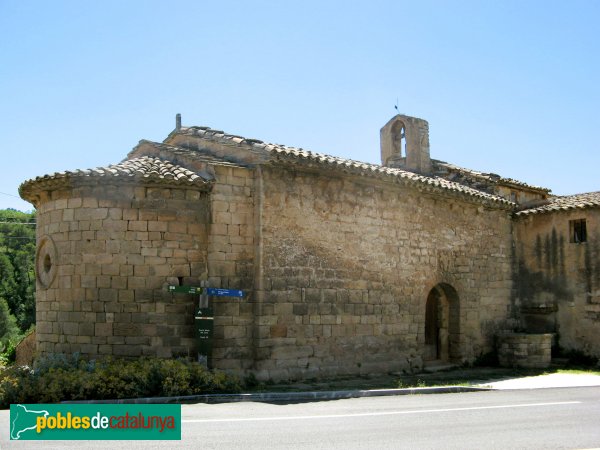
[
  {"left": 253, "top": 165, "right": 513, "bottom": 378},
  {"left": 497, "top": 333, "right": 552, "bottom": 369},
  {"left": 515, "top": 196, "right": 600, "bottom": 357},
  {"left": 23, "top": 159, "right": 212, "bottom": 358},
  {"left": 19, "top": 114, "right": 600, "bottom": 379}
]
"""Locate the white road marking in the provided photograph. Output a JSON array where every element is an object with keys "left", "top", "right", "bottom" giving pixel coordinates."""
[{"left": 182, "top": 401, "right": 581, "bottom": 423}]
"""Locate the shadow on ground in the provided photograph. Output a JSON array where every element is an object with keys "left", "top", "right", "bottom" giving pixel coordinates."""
[{"left": 245, "top": 366, "right": 598, "bottom": 394}]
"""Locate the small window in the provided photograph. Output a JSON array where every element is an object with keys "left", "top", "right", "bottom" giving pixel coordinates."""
[
  {"left": 510, "top": 191, "right": 518, "bottom": 203},
  {"left": 570, "top": 219, "right": 587, "bottom": 243}
]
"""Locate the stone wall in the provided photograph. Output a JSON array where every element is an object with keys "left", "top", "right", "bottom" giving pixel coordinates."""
[
  {"left": 495, "top": 185, "right": 547, "bottom": 205},
  {"left": 497, "top": 333, "right": 552, "bottom": 368},
  {"left": 22, "top": 116, "right": 600, "bottom": 381},
  {"left": 514, "top": 209, "right": 600, "bottom": 357},
  {"left": 207, "top": 165, "right": 256, "bottom": 371},
  {"left": 249, "top": 164, "right": 514, "bottom": 380},
  {"left": 34, "top": 182, "right": 209, "bottom": 358}
]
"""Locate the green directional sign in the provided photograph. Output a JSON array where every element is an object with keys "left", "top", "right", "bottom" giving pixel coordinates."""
[{"left": 167, "top": 285, "right": 202, "bottom": 294}]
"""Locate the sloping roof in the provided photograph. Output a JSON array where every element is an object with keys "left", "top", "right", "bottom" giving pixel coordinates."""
[
  {"left": 433, "top": 160, "right": 551, "bottom": 194},
  {"left": 132, "top": 140, "right": 236, "bottom": 165},
  {"left": 174, "top": 126, "right": 271, "bottom": 149},
  {"left": 174, "top": 127, "right": 546, "bottom": 193},
  {"left": 269, "top": 146, "right": 514, "bottom": 206},
  {"left": 167, "top": 126, "right": 514, "bottom": 208},
  {"left": 128, "top": 140, "right": 251, "bottom": 176},
  {"left": 19, "top": 156, "right": 212, "bottom": 201},
  {"left": 516, "top": 191, "right": 600, "bottom": 216}
]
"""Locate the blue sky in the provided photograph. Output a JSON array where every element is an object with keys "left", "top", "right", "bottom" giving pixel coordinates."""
[{"left": 1, "top": 0, "right": 599, "bottom": 212}]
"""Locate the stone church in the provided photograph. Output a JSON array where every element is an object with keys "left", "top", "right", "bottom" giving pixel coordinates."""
[{"left": 19, "top": 114, "right": 600, "bottom": 380}]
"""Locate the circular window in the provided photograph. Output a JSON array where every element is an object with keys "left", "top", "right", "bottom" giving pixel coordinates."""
[{"left": 36, "top": 236, "right": 58, "bottom": 289}]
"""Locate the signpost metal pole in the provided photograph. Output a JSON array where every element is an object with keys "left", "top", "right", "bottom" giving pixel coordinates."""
[
  {"left": 167, "top": 284, "right": 244, "bottom": 369},
  {"left": 197, "top": 280, "right": 211, "bottom": 368}
]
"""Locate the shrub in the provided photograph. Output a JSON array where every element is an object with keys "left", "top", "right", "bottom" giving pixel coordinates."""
[
  {"left": 0, "top": 355, "right": 241, "bottom": 408},
  {"left": 0, "top": 340, "right": 17, "bottom": 365}
]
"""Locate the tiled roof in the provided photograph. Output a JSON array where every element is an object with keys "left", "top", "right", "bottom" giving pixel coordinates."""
[
  {"left": 171, "top": 126, "right": 514, "bottom": 208},
  {"left": 133, "top": 140, "right": 236, "bottom": 165},
  {"left": 19, "top": 156, "right": 212, "bottom": 201},
  {"left": 177, "top": 126, "right": 270, "bottom": 148},
  {"left": 516, "top": 191, "right": 600, "bottom": 216},
  {"left": 433, "top": 160, "right": 550, "bottom": 193},
  {"left": 269, "top": 146, "right": 514, "bottom": 206}
]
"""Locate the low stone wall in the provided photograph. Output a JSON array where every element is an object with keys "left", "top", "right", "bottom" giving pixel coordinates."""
[{"left": 497, "top": 333, "right": 552, "bottom": 368}]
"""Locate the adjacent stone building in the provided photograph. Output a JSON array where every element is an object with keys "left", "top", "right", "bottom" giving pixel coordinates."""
[
  {"left": 19, "top": 114, "right": 600, "bottom": 379},
  {"left": 514, "top": 193, "right": 600, "bottom": 358}
]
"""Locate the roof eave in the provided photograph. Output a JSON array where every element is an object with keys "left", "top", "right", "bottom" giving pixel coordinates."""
[{"left": 269, "top": 152, "right": 514, "bottom": 211}]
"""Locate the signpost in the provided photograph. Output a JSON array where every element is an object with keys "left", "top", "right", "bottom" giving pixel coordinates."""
[
  {"left": 205, "top": 288, "right": 243, "bottom": 297},
  {"left": 167, "top": 285, "right": 203, "bottom": 294},
  {"left": 195, "top": 307, "right": 213, "bottom": 367},
  {"left": 167, "top": 284, "right": 244, "bottom": 368}
]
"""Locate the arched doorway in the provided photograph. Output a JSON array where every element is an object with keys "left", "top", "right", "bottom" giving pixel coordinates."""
[{"left": 424, "top": 283, "right": 460, "bottom": 363}]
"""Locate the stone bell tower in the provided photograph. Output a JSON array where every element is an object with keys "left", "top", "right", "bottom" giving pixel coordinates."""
[{"left": 380, "top": 115, "right": 431, "bottom": 175}]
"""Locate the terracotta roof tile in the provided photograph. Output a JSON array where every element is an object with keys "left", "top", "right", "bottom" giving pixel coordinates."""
[
  {"left": 433, "top": 160, "right": 550, "bottom": 193},
  {"left": 132, "top": 140, "right": 247, "bottom": 167},
  {"left": 270, "top": 146, "right": 513, "bottom": 205},
  {"left": 516, "top": 191, "right": 600, "bottom": 216},
  {"left": 19, "top": 156, "right": 212, "bottom": 201},
  {"left": 173, "top": 126, "right": 514, "bottom": 207}
]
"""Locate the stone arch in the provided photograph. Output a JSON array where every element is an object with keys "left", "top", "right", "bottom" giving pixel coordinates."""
[
  {"left": 391, "top": 120, "right": 406, "bottom": 158},
  {"left": 424, "top": 283, "right": 460, "bottom": 363}
]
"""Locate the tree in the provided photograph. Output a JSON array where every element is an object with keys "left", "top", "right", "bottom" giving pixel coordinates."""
[
  {"left": 0, "top": 298, "right": 20, "bottom": 350},
  {"left": 0, "top": 209, "right": 36, "bottom": 333}
]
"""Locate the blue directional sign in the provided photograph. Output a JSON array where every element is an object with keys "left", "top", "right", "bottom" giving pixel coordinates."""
[{"left": 206, "top": 288, "right": 244, "bottom": 297}]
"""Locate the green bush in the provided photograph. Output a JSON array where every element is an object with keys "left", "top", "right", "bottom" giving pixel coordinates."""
[
  {"left": 0, "top": 340, "right": 17, "bottom": 365},
  {"left": 0, "top": 355, "right": 241, "bottom": 408},
  {"left": 0, "top": 298, "right": 21, "bottom": 358}
]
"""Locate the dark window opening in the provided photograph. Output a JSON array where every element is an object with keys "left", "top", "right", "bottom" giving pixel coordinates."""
[
  {"left": 570, "top": 219, "right": 587, "bottom": 243},
  {"left": 43, "top": 254, "right": 52, "bottom": 273}
]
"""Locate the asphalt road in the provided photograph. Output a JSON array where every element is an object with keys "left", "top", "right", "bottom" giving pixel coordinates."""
[{"left": 2, "top": 387, "right": 599, "bottom": 449}]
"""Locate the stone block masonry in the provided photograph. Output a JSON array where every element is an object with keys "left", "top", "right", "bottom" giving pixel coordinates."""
[
  {"left": 514, "top": 208, "right": 600, "bottom": 358},
  {"left": 30, "top": 156, "right": 514, "bottom": 380},
  {"left": 250, "top": 165, "right": 514, "bottom": 380},
  {"left": 208, "top": 165, "right": 256, "bottom": 371},
  {"left": 497, "top": 333, "right": 552, "bottom": 369},
  {"left": 34, "top": 183, "right": 209, "bottom": 359},
  {"left": 24, "top": 114, "right": 593, "bottom": 383}
]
